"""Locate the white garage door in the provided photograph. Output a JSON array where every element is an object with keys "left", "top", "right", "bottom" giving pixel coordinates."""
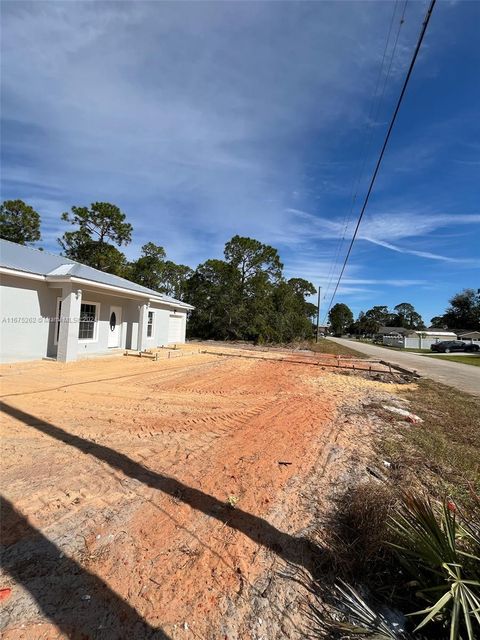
[{"left": 168, "top": 314, "right": 183, "bottom": 344}]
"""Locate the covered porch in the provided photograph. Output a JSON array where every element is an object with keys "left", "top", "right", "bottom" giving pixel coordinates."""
[{"left": 49, "top": 277, "right": 190, "bottom": 362}]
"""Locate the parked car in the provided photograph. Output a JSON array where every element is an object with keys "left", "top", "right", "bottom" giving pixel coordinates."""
[
  {"left": 430, "top": 340, "right": 480, "bottom": 353},
  {"left": 463, "top": 343, "right": 480, "bottom": 352}
]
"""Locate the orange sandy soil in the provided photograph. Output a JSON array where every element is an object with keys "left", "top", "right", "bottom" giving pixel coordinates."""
[{"left": 1, "top": 346, "right": 407, "bottom": 639}]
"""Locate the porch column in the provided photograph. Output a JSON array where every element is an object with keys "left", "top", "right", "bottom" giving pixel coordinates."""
[
  {"left": 137, "top": 302, "right": 149, "bottom": 351},
  {"left": 57, "top": 284, "right": 82, "bottom": 362}
]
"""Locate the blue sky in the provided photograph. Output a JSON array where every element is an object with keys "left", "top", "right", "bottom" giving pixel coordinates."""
[{"left": 1, "top": 0, "right": 479, "bottom": 324}]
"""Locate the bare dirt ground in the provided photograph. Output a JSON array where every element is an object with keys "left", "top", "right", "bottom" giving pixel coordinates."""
[{"left": 1, "top": 345, "right": 413, "bottom": 639}]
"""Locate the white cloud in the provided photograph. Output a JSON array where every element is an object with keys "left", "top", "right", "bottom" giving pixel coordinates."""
[
  {"left": 285, "top": 208, "right": 480, "bottom": 263},
  {"left": 2, "top": 0, "right": 477, "bottom": 321},
  {"left": 361, "top": 237, "right": 473, "bottom": 264},
  {"left": 1, "top": 0, "right": 428, "bottom": 263},
  {"left": 359, "top": 212, "right": 480, "bottom": 243}
]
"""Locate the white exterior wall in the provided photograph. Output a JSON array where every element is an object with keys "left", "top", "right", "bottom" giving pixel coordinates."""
[
  {"left": 0, "top": 274, "right": 58, "bottom": 362},
  {"left": 405, "top": 335, "right": 459, "bottom": 349},
  {"left": 459, "top": 336, "right": 480, "bottom": 344},
  {"left": 120, "top": 302, "right": 187, "bottom": 350},
  {"left": 383, "top": 333, "right": 461, "bottom": 349},
  {"left": 404, "top": 336, "right": 432, "bottom": 349},
  {"left": 70, "top": 289, "right": 130, "bottom": 358},
  {"left": 145, "top": 305, "right": 169, "bottom": 348},
  {"left": 146, "top": 304, "right": 187, "bottom": 347},
  {"left": 56, "top": 283, "right": 82, "bottom": 362},
  {"left": 124, "top": 301, "right": 141, "bottom": 350},
  {"left": 1, "top": 274, "right": 190, "bottom": 362}
]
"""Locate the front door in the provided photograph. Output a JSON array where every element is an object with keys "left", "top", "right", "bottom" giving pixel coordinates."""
[{"left": 108, "top": 305, "right": 122, "bottom": 348}]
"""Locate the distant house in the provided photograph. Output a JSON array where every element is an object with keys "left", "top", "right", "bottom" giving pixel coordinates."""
[
  {"left": 376, "top": 326, "right": 411, "bottom": 338},
  {"left": 316, "top": 324, "right": 329, "bottom": 337},
  {"left": 0, "top": 239, "right": 193, "bottom": 363},
  {"left": 457, "top": 330, "right": 480, "bottom": 342},
  {"left": 379, "top": 326, "right": 457, "bottom": 349},
  {"left": 429, "top": 327, "right": 480, "bottom": 342}
]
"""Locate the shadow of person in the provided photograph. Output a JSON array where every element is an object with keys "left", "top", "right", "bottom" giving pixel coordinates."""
[
  {"left": 1, "top": 402, "right": 322, "bottom": 573},
  {"left": 1, "top": 401, "right": 326, "bottom": 637},
  {"left": 1, "top": 497, "right": 171, "bottom": 639}
]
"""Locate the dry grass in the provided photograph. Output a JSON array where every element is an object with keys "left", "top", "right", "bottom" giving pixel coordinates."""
[
  {"left": 379, "top": 379, "right": 480, "bottom": 508},
  {"left": 308, "top": 484, "right": 404, "bottom": 638},
  {"left": 312, "top": 378, "right": 480, "bottom": 587},
  {"left": 309, "top": 339, "right": 367, "bottom": 358},
  {"left": 317, "top": 483, "right": 397, "bottom": 587},
  {"left": 308, "top": 379, "right": 480, "bottom": 638}
]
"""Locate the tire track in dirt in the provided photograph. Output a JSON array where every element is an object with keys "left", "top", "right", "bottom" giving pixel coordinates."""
[
  {"left": 1, "top": 350, "right": 388, "bottom": 639},
  {"left": 111, "top": 361, "right": 338, "bottom": 632}
]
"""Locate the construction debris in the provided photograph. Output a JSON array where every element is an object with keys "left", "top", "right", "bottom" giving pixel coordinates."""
[{"left": 382, "top": 405, "right": 423, "bottom": 423}]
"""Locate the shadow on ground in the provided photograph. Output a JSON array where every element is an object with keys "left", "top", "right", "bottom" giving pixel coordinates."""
[
  {"left": 1, "top": 401, "right": 321, "bottom": 638},
  {"left": 1, "top": 497, "right": 170, "bottom": 639}
]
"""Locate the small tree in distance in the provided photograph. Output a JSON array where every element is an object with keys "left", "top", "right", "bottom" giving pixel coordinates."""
[
  {"left": 184, "top": 236, "right": 316, "bottom": 343},
  {"left": 392, "top": 302, "right": 425, "bottom": 329},
  {"left": 328, "top": 303, "right": 354, "bottom": 336},
  {"left": 363, "top": 305, "right": 391, "bottom": 333},
  {"left": 0, "top": 199, "right": 41, "bottom": 245},
  {"left": 442, "top": 289, "right": 480, "bottom": 330},
  {"left": 430, "top": 315, "right": 446, "bottom": 329},
  {"left": 128, "top": 242, "right": 193, "bottom": 299}
]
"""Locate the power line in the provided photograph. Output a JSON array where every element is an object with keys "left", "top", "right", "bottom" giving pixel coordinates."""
[
  {"left": 321, "top": 0, "right": 401, "bottom": 305},
  {"left": 322, "top": 2, "right": 411, "bottom": 309},
  {"left": 323, "top": 0, "right": 436, "bottom": 322},
  {"left": 372, "top": 0, "right": 409, "bottom": 128}
]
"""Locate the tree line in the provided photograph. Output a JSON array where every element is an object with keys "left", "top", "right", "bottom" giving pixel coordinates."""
[
  {"left": 0, "top": 199, "right": 316, "bottom": 343},
  {"left": 2, "top": 198, "right": 478, "bottom": 339},
  {"left": 328, "top": 302, "right": 424, "bottom": 336},
  {"left": 328, "top": 290, "right": 480, "bottom": 336}
]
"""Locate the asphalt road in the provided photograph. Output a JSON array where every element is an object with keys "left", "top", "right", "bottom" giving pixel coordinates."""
[{"left": 328, "top": 338, "right": 480, "bottom": 397}]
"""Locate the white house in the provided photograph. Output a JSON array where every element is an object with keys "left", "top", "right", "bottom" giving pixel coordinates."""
[
  {"left": 457, "top": 331, "right": 480, "bottom": 342},
  {"left": 382, "top": 329, "right": 457, "bottom": 349},
  {"left": 0, "top": 239, "right": 193, "bottom": 363}
]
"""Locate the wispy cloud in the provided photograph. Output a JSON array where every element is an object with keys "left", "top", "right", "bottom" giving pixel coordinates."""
[
  {"left": 361, "top": 237, "right": 472, "bottom": 263},
  {"left": 1, "top": 0, "right": 479, "bottom": 321},
  {"left": 1, "top": 1, "right": 428, "bottom": 259},
  {"left": 285, "top": 208, "right": 480, "bottom": 263}
]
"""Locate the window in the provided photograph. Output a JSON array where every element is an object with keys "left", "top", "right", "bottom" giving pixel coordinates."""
[
  {"left": 147, "top": 311, "right": 154, "bottom": 338},
  {"left": 78, "top": 302, "right": 98, "bottom": 341}
]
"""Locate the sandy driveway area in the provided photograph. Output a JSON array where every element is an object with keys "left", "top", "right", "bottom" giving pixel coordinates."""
[{"left": 1, "top": 347, "right": 407, "bottom": 639}]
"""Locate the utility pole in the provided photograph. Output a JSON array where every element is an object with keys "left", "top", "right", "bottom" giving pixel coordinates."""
[{"left": 315, "top": 286, "right": 321, "bottom": 343}]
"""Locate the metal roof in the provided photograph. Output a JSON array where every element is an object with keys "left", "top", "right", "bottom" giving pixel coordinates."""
[
  {"left": 378, "top": 326, "right": 411, "bottom": 335},
  {"left": 0, "top": 239, "right": 193, "bottom": 309},
  {"left": 420, "top": 330, "right": 457, "bottom": 336}
]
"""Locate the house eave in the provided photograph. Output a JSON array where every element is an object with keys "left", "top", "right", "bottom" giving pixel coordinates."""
[
  {"left": 45, "top": 275, "right": 151, "bottom": 299},
  {"left": 0, "top": 266, "right": 45, "bottom": 281},
  {"left": 47, "top": 275, "right": 194, "bottom": 310},
  {"left": 148, "top": 297, "right": 194, "bottom": 311},
  {"left": 2, "top": 267, "right": 193, "bottom": 310}
]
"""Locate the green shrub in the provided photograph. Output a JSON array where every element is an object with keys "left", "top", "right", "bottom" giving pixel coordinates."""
[
  {"left": 311, "top": 492, "right": 480, "bottom": 639},
  {"left": 388, "top": 493, "right": 480, "bottom": 639}
]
